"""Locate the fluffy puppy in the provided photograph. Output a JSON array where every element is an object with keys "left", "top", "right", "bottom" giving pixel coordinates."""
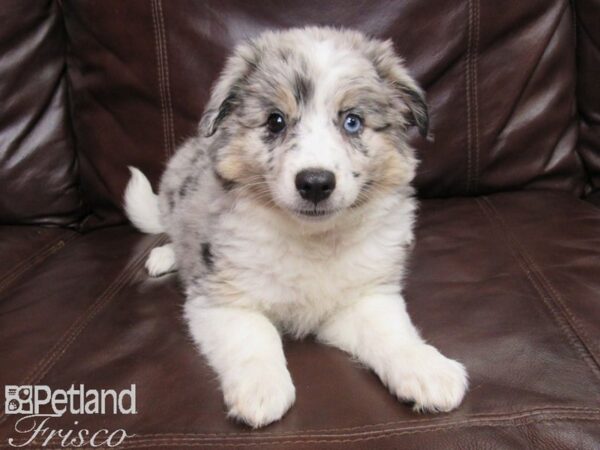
[{"left": 125, "top": 26, "right": 467, "bottom": 428}]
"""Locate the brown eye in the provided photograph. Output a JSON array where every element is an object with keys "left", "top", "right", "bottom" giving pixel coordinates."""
[{"left": 266, "top": 113, "right": 286, "bottom": 133}]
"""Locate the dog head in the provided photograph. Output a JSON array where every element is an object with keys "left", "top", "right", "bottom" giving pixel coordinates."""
[{"left": 201, "top": 27, "right": 427, "bottom": 227}]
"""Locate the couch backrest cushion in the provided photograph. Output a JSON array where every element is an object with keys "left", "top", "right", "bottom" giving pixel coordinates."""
[
  {"left": 0, "top": 0, "right": 83, "bottom": 226},
  {"left": 575, "top": 0, "right": 600, "bottom": 196},
  {"left": 62, "top": 0, "right": 586, "bottom": 227}
]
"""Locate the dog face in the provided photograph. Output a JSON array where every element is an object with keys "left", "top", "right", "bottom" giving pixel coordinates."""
[{"left": 202, "top": 28, "right": 428, "bottom": 225}]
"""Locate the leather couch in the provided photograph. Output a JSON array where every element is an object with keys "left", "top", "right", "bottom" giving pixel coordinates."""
[{"left": 1, "top": 1, "right": 599, "bottom": 448}]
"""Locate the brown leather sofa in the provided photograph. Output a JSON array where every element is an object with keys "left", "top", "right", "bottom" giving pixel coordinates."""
[{"left": 2, "top": 1, "right": 599, "bottom": 448}]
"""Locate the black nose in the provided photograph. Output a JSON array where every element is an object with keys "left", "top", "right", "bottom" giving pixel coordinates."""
[{"left": 295, "top": 169, "right": 336, "bottom": 204}]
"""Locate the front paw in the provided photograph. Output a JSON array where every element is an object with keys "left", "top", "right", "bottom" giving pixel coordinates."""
[
  {"left": 223, "top": 364, "right": 296, "bottom": 428},
  {"left": 145, "top": 245, "right": 176, "bottom": 277},
  {"left": 388, "top": 344, "right": 468, "bottom": 413}
]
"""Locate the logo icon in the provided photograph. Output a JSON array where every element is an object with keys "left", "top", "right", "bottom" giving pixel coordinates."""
[{"left": 4, "top": 386, "right": 33, "bottom": 415}]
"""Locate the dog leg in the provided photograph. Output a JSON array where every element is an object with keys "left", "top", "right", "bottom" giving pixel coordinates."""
[
  {"left": 184, "top": 300, "right": 295, "bottom": 428},
  {"left": 317, "top": 293, "right": 468, "bottom": 412},
  {"left": 145, "top": 244, "right": 177, "bottom": 276}
]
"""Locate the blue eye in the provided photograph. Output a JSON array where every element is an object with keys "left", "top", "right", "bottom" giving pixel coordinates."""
[{"left": 343, "top": 113, "right": 363, "bottom": 134}]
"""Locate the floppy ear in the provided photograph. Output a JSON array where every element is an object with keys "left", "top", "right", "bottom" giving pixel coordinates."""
[
  {"left": 201, "top": 43, "right": 258, "bottom": 137},
  {"left": 396, "top": 82, "right": 429, "bottom": 139},
  {"left": 366, "top": 39, "right": 430, "bottom": 138}
]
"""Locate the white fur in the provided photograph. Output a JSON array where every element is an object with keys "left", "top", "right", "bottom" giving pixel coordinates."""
[
  {"left": 124, "top": 167, "right": 164, "bottom": 234},
  {"left": 145, "top": 244, "right": 177, "bottom": 276},
  {"left": 184, "top": 306, "right": 296, "bottom": 427},
  {"left": 270, "top": 42, "right": 372, "bottom": 214},
  {"left": 180, "top": 192, "right": 467, "bottom": 428},
  {"left": 317, "top": 294, "right": 468, "bottom": 412},
  {"left": 124, "top": 27, "right": 467, "bottom": 428}
]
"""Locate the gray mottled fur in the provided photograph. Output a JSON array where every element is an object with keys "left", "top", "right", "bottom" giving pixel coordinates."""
[{"left": 158, "top": 26, "right": 428, "bottom": 300}]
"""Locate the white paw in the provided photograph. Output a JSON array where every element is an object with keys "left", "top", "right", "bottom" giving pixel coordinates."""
[
  {"left": 388, "top": 345, "right": 468, "bottom": 413},
  {"left": 145, "top": 245, "right": 177, "bottom": 277},
  {"left": 224, "top": 364, "right": 296, "bottom": 428}
]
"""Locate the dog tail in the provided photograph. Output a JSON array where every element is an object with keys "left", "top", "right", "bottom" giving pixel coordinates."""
[{"left": 124, "top": 167, "right": 164, "bottom": 234}]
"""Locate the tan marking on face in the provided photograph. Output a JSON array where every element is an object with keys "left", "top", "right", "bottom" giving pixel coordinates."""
[
  {"left": 216, "top": 136, "right": 277, "bottom": 208},
  {"left": 274, "top": 86, "right": 298, "bottom": 116},
  {"left": 368, "top": 131, "right": 416, "bottom": 190}
]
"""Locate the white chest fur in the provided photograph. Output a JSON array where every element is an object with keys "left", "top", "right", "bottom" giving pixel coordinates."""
[{"left": 209, "top": 193, "right": 416, "bottom": 335}]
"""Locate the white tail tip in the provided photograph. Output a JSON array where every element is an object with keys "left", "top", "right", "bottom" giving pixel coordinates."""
[{"left": 124, "top": 166, "right": 164, "bottom": 234}]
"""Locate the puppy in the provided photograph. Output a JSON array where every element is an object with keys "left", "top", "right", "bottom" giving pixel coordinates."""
[{"left": 125, "top": 27, "right": 467, "bottom": 428}]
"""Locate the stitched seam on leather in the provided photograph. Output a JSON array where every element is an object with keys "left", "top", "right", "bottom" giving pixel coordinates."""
[
  {"left": 156, "top": 0, "right": 176, "bottom": 157},
  {"left": 482, "top": 197, "right": 600, "bottom": 378},
  {"left": 151, "top": 0, "right": 175, "bottom": 158},
  {"left": 4, "top": 410, "right": 597, "bottom": 448},
  {"left": 0, "top": 231, "right": 76, "bottom": 296},
  {"left": 477, "top": 198, "right": 600, "bottom": 387},
  {"left": 511, "top": 212, "right": 600, "bottom": 368},
  {"left": 464, "top": 0, "right": 474, "bottom": 193},
  {"left": 471, "top": 0, "right": 480, "bottom": 192},
  {"left": 151, "top": 0, "right": 171, "bottom": 159},
  {"left": 107, "top": 407, "right": 600, "bottom": 440},
  {"left": 464, "top": 0, "right": 480, "bottom": 194},
  {"left": 108, "top": 414, "right": 600, "bottom": 448},
  {"left": 0, "top": 234, "right": 167, "bottom": 426},
  {"left": 535, "top": 263, "right": 600, "bottom": 368},
  {"left": 150, "top": 0, "right": 168, "bottom": 158}
]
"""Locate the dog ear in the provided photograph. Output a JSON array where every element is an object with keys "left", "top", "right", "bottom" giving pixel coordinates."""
[
  {"left": 367, "top": 39, "right": 430, "bottom": 138},
  {"left": 201, "top": 44, "right": 258, "bottom": 137},
  {"left": 203, "top": 92, "right": 239, "bottom": 137},
  {"left": 396, "top": 82, "right": 429, "bottom": 139}
]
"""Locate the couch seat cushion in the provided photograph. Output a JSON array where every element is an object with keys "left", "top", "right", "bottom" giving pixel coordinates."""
[{"left": 1, "top": 190, "right": 599, "bottom": 448}]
